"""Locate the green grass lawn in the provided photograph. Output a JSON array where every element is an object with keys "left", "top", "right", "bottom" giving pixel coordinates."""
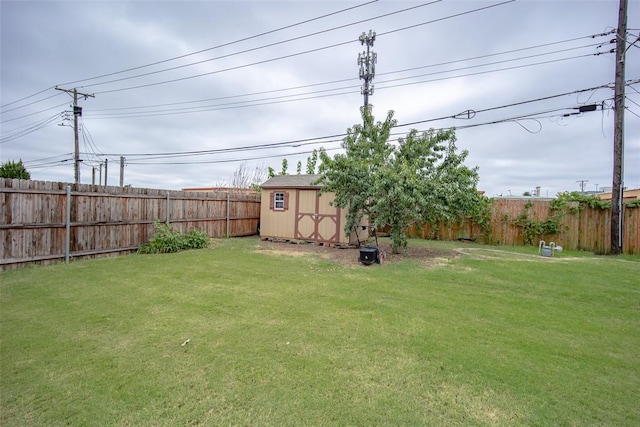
[{"left": 1, "top": 238, "right": 639, "bottom": 426}]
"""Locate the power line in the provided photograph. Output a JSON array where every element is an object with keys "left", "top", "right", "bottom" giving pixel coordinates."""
[
  {"left": 80, "top": 123, "right": 105, "bottom": 166},
  {"left": 93, "top": 40, "right": 357, "bottom": 95},
  {"left": 84, "top": 34, "right": 613, "bottom": 116},
  {"left": 102, "top": 136, "right": 347, "bottom": 162},
  {"left": 86, "top": 88, "right": 357, "bottom": 118},
  {"left": 626, "top": 107, "right": 640, "bottom": 119},
  {"left": 76, "top": 2, "right": 440, "bottom": 91},
  {"left": 84, "top": 49, "right": 610, "bottom": 120},
  {"left": 0, "top": 87, "right": 58, "bottom": 110},
  {"left": 0, "top": 92, "right": 65, "bottom": 114},
  {"left": 450, "top": 104, "right": 610, "bottom": 132},
  {"left": 12, "top": 79, "right": 640, "bottom": 166},
  {"left": 58, "top": 0, "right": 382, "bottom": 88},
  {"left": 26, "top": 157, "right": 75, "bottom": 169},
  {"left": 376, "top": 42, "right": 609, "bottom": 83},
  {"left": 1, "top": 102, "right": 70, "bottom": 124},
  {"left": 28, "top": 99, "right": 614, "bottom": 169},
  {"left": 376, "top": 53, "right": 609, "bottom": 92},
  {"left": 125, "top": 147, "right": 344, "bottom": 166},
  {"left": 84, "top": 82, "right": 620, "bottom": 161},
  {"left": 92, "top": 132, "right": 347, "bottom": 158},
  {"left": 379, "top": 104, "right": 611, "bottom": 142},
  {"left": 122, "top": 104, "right": 608, "bottom": 166},
  {"left": 22, "top": 152, "right": 73, "bottom": 164},
  {"left": 377, "top": 0, "right": 515, "bottom": 38},
  {"left": 0, "top": 112, "right": 65, "bottom": 144},
  {"left": 0, "top": 1, "right": 381, "bottom": 110},
  {"left": 375, "top": 32, "right": 615, "bottom": 78},
  {"left": 626, "top": 96, "right": 640, "bottom": 109},
  {"left": 88, "top": 76, "right": 356, "bottom": 113},
  {"left": 3, "top": 2, "right": 612, "bottom": 120},
  {"left": 88, "top": 1, "right": 516, "bottom": 95},
  {"left": 4, "top": 30, "right": 611, "bottom": 117},
  {"left": 395, "top": 82, "right": 621, "bottom": 128}
]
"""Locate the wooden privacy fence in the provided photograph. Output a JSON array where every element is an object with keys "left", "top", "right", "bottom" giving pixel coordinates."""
[
  {"left": 1, "top": 179, "right": 261, "bottom": 270},
  {"left": 2, "top": 180, "right": 637, "bottom": 270},
  {"left": 407, "top": 198, "right": 639, "bottom": 255}
]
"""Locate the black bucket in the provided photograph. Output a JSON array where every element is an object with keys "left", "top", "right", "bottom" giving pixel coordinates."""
[{"left": 359, "top": 246, "right": 379, "bottom": 265}]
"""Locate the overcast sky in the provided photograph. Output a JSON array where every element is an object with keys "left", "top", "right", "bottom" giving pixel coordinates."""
[{"left": 1, "top": 0, "right": 638, "bottom": 197}]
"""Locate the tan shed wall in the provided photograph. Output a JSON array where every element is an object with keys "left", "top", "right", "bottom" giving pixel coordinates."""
[
  {"left": 260, "top": 188, "right": 366, "bottom": 245},
  {"left": 260, "top": 189, "right": 298, "bottom": 239}
]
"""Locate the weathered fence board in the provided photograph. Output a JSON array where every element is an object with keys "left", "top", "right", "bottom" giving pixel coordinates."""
[{"left": 1, "top": 179, "right": 260, "bottom": 270}]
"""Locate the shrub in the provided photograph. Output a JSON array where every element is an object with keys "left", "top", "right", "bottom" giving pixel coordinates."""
[
  {"left": 138, "top": 221, "right": 209, "bottom": 254},
  {"left": 0, "top": 159, "right": 31, "bottom": 179},
  {"left": 182, "top": 228, "right": 209, "bottom": 250}
]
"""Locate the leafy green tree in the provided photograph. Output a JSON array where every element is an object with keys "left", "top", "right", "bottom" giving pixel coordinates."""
[
  {"left": 306, "top": 149, "right": 318, "bottom": 174},
  {"left": 0, "top": 159, "right": 31, "bottom": 179},
  {"left": 317, "top": 106, "right": 481, "bottom": 254},
  {"left": 268, "top": 150, "right": 321, "bottom": 177}
]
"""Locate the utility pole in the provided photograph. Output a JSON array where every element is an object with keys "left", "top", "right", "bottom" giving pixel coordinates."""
[
  {"left": 55, "top": 87, "right": 94, "bottom": 184},
  {"left": 119, "top": 156, "right": 125, "bottom": 188},
  {"left": 104, "top": 158, "right": 108, "bottom": 186},
  {"left": 358, "top": 30, "right": 376, "bottom": 108},
  {"left": 611, "top": 0, "right": 627, "bottom": 255},
  {"left": 577, "top": 179, "right": 589, "bottom": 193}
]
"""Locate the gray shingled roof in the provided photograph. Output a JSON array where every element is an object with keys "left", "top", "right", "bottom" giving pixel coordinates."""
[{"left": 260, "top": 174, "right": 323, "bottom": 188}]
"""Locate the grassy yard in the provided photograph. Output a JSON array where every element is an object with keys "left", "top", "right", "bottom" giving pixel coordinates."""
[{"left": 1, "top": 238, "right": 639, "bottom": 426}]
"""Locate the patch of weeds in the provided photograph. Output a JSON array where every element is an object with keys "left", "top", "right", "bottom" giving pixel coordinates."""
[{"left": 138, "top": 220, "right": 209, "bottom": 254}]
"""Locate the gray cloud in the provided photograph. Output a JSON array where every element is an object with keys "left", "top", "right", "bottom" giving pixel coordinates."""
[{"left": 1, "top": 0, "right": 638, "bottom": 197}]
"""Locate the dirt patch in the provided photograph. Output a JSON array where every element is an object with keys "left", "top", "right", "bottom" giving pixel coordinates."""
[
  {"left": 251, "top": 239, "right": 628, "bottom": 266},
  {"left": 254, "top": 239, "right": 457, "bottom": 267}
]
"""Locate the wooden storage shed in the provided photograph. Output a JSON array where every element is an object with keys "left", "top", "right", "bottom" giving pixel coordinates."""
[{"left": 260, "top": 174, "right": 366, "bottom": 245}]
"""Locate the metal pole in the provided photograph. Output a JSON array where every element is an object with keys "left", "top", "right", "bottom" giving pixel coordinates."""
[
  {"left": 104, "top": 158, "right": 108, "bottom": 186},
  {"left": 166, "top": 192, "right": 170, "bottom": 225},
  {"left": 226, "top": 191, "right": 231, "bottom": 238},
  {"left": 119, "top": 156, "right": 125, "bottom": 188},
  {"left": 364, "top": 40, "right": 370, "bottom": 107},
  {"left": 358, "top": 30, "right": 376, "bottom": 109},
  {"left": 65, "top": 185, "right": 71, "bottom": 263}
]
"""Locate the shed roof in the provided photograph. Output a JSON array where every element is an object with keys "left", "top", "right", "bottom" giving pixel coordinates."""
[{"left": 261, "top": 174, "right": 323, "bottom": 189}]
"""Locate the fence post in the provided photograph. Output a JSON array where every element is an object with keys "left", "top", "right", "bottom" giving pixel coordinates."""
[
  {"left": 166, "top": 192, "right": 170, "bottom": 225},
  {"left": 226, "top": 191, "right": 231, "bottom": 238},
  {"left": 65, "top": 185, "right": 71, "bottom": 263}
]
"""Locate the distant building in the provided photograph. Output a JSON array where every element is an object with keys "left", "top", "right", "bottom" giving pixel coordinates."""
[
  {"left": 182, "top": 186, "right": 258, "bottom": 195},
  {"left": 596, "top": 188, "right": 640, "bottom": 201}
]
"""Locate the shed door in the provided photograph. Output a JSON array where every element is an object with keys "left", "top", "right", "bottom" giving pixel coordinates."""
[{"left": 294, "top": 190, "right": 340, "bottom": 243}]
